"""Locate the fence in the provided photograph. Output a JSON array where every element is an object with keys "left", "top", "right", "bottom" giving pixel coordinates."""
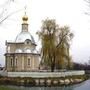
[{"left": 7, "top": 70, "right": 85, "bottom": 78}]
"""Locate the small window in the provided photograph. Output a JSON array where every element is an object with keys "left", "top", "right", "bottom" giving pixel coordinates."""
[
  {"left": 27, "top": 41, "right": 29, "bottom": 44},
  {"left": 25, "top": 39, "right": 31, "bottom": 45},
  {"left": 28, "top": 58, "right": 31, "bottom": 66}
]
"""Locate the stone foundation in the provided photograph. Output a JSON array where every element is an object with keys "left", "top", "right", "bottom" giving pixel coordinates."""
[{"left": 0, "top": 70, "right": 86, "bottom": 86}]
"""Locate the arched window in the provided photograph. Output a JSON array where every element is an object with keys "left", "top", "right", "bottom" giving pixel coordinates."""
[
  {"left": 15, "top": 58, "right": 17, "bottom": 66},
  {"left": 27, "top": 58, "right": 31, "bottom": 66},
  {"left": 26, "top": 41, "right": 29, "bottom": 44},
  {"left": 11, "top": 58, "right": 13, "bottom": 67},
  {"left": 25, "top": 39, "right": 30, "bottom": 44}
]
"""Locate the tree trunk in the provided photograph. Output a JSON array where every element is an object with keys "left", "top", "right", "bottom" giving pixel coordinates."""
[
  {"left": 51, "top": 63, "right": 55, "bottom": 72},
  {"left": 51, "top": 54, "right": 55, "bottom": 72}
]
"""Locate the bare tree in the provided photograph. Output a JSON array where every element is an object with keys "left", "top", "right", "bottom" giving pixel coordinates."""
[
  {"left": 0, "top": 0, "right": 23, "bottom": 24},
  {"left": 84, "top": 0, "right": 90, "bottom": 15}
]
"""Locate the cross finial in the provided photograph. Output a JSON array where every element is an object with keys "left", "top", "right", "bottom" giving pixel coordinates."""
[
  {"left": 24, "top": 5, "right": 27, "bottom": 15},
  {"left": 22, "top": 5, "right": 28, "bottom": 24}
]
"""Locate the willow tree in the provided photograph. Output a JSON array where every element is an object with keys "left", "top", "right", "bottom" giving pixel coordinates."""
[
  {"left": 37, "top": 18, "right": 73, "bottom": 72},
  {"left": 56, "top": 26, "right": 73, "bottom": 70}
]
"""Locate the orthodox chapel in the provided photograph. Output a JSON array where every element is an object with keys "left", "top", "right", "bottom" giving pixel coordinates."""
[{"left": 5, "top": 14, "right": 40, "bottom": 72}]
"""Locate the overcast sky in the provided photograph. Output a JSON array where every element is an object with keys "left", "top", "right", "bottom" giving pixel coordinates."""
[{"left": 0, "top": 0, "right": 90, "bottom": 66}]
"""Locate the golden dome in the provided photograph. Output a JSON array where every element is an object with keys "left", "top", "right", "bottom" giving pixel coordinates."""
[{"left": 22, "top": 15, "right": 28, "bottom": 21}]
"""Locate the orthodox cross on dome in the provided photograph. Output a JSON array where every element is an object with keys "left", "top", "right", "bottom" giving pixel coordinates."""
[
  {"left": 22, "top": 6, "right": 29, "bottom": 32},
  {"left": 22, "top": 6, "right": 28, "bottom": 24},
  {"left": 24, "top": 5, "right": 27, "bottom": 15}
]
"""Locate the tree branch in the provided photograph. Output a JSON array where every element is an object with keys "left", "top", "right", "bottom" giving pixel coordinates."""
[
  {"left": 0, "top": 8, "right": 23, "bottom": 24},
  {"left": 56, "top": 32, "right": 68, "bottom": 48}
]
